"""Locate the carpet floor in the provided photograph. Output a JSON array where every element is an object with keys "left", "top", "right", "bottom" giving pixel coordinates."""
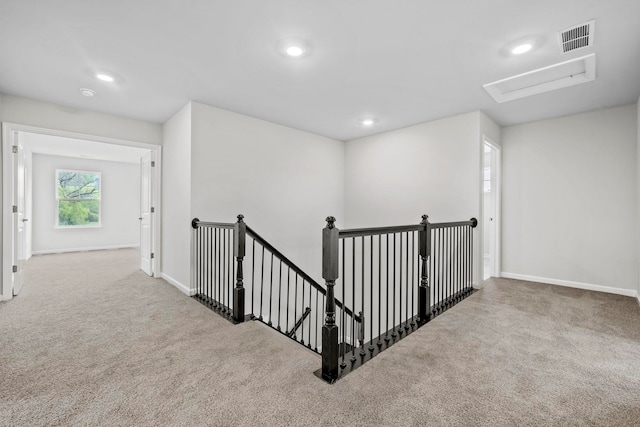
[{"left": 1, "top": 248, "right": 639, "bottom": 426}]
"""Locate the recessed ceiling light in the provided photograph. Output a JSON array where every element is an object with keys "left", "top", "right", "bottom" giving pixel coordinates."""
[
  {"left": 361, "top": 119, "right": 375, "bottom": 126},
  {"left": 511, "top": 43, "right": 533, "bottom": 55},
  {"left": 96, "top": 73, "right": 115, "bottom": 82},
  {"left": 286, "top": 46, "right": 305, "bottom": 57},
  {"left": 279, "top": 39, "right": 310, "bottom": 58},
  {"left": 80, "top": 88, "right": 96, "bottom": 97}
]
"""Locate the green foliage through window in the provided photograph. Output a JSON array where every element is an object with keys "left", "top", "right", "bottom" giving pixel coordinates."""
[{"left": 56, "top": 170, "right": 101, "bottom": 227}]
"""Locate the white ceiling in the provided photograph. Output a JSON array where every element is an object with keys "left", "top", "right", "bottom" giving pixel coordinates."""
[
  {"left": 20, "top": 132, "right": 149, "bottom": 164},
  {"left": 1, "top": 0, "right": 639, "bottom": 141}
]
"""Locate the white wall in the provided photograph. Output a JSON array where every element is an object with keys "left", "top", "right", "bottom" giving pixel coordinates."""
[
  {"left": 1, "top": 94, "right": 162, "bottom": 299},
  {"left": 0, "top": 95, "right": 162, "bottom": 144},
  {"left": 190, "top": 102, "right": 344, "bottom": 281},
  {"left": 637, "top": 96, "right": 640, "bottom": 301},
  {"left": 161, "top": 103, "right": 192, "bottom": 291},
  {"left": 344, "top": 111, "right": 487, "bottom": 285},
  {"left": 502, "top": 104, "right": 638, "bottom": 295},
  {"left": 344, "top": 112, "right": 482, "bottom": 227},
  {"left": 31, "top": 154, "right": 140, "bottom": 253}
]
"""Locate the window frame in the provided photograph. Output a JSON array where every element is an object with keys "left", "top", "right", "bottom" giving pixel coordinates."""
[{"left": 55, "top": 168, "right": 102, "bottom": 229}]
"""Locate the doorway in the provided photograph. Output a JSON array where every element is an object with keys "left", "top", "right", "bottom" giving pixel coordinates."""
[
  {"left": 482, "top": 137, "right": 501, "bottom": 281},
  {"left": 2, "top": 123, "right": 162, "bottom": 301}
]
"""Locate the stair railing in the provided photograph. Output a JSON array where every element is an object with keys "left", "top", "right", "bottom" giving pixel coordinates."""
[
  {"left": 191, "top": 215, "right": 362, "bottom": 353},
  {"left": 321, "top": 215, "right": 477, "bottom": 382}
]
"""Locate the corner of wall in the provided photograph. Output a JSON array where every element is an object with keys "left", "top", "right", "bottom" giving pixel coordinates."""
[{"left": 637, "top": 96, "right": 640, "bottom": 299}]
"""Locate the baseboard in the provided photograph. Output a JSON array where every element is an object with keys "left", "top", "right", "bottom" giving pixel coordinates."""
[
  {"left": 32, "top": 244, "right": 140, "bottom": 255},
  {"left": 161, "top": 273, "right": 195, "bottom": 296},
  {"left": 500, "top": 272, "right": 638, "bottom": 298}
]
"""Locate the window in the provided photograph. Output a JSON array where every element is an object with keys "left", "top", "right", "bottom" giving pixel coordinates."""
[
  {"left": 56, "top": 170, "right": 101, "bottom": 227},
  {"left": 483, "top": 167, "right": 491, "bottom": 193}
]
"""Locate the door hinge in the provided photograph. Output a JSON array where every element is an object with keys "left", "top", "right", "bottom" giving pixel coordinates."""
[
  {"left": 12, "top": 146, "right": 18, "bottom": 154},
  {"left": 150, "top": 253, "right": 155, "bottom": 259},
  {"left": 12, "top": 265, "right": 18, "bottom": 273},
  {"left": 12, "top": 205, "right": 18, "bottom": 213},
  {"left": 151, "top": 161, "right": 155, "bottom": 167},
  {"left": 151, "top": 207, "right": 155, "bottom": 213}
]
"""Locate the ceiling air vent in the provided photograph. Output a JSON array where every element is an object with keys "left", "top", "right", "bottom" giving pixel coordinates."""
[
  {"left": 559, "top": 20, "right": 595, "bottom": 53},
  {"left": 483, "top": 54, "right": 596, "bottom": 103}
]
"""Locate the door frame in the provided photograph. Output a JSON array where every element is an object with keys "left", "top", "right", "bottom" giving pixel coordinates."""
[
  {"left": 480, "top": 135, "right": 501, "bottom": 281},
  {"left": 1, "top": 122, "right": 162, "bottom": 301}
]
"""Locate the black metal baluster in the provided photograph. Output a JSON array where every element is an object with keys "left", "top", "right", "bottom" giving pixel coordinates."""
[
  {"left": 392, "top": 233, "right": 397, "bottom": 338},
  {"left": 230, "top": 229, "right": 234, "bottom": 313},
  {"left": 286, "top": 267, "right": 291, "bottom": 332},
  {"left": 216, "top": 228, "right": 220, "bottom": 307},
  {"left": 378, "top": 234, "right": 382, "bottom": 346},
  {"left": 195, "top": 227, "right": 199, "bottom": 298},
  {"left": 307, "top": 276, "right": 312, "bottom": 348},
  {"left": 454, "top": 226, "right": 458, "bottom": 301},
  {"left": 411, "top": 230, "right": 416, "bottom": 326},
  {"left": 251, "top": 239, "right": 255, "bottom": 317},
  {"left": 340, "top": 239, "right": 347, "bottom": 369},
  {"left": 398, "top": 232, "right": 403, "bottom": 335},
  {"left": 301, "top": 279, "right": 305, "bottom": 345},
  {"left": 459, "top": 226, "right": 463, "bottom": 299},
  {"left": 268, "top": 253, "right": 274, "bottom": 326},
  {"left": 222, "top": 229, "right": 227, "bottom": 312},
  {"left": 293, "top": 274, "right": 298, "bottom": 339},
  {"left": 469, "top": 221, "right": 477, "bottom": 292},
  {"left": 369, "top": 235, "right": 374, "bottom": 352},
  {"left": 385, "top": 234, "right": 390, "bottom": 343},
  {"left": 208, "top": 227, "right": 212, "bottom": 303},
  {"left": 351, "top": 237, "right": 356, "bottom": 362},
  {"left": 405, "top": 231, "right": 410, "bottom": 331},
  {"left": 439, "top": 228, "right": 443, "bottom": 313},
  {"left": 259, "top": 245, "right": 265, "bottom": 321},
  {"left": 315, "top": 289, "right": 319, "bottom": 352},
  {"left": 360, "top": 236, "right": 365, "bottom": 355},
  {"left": 465, "top": 225, "right": 469, "bottom": 293},
  {"left": 277, "top": 260, "right": 282, "bottom": 331}
]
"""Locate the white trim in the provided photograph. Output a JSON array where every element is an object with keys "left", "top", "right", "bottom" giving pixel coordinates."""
[
  {"left": 483, "top": 54, "right": 596, "bottom": 103},
  {"left": 500, "top": 272, "right": 638, "bottom": 298},
  {"left": 2, "top": 125, "right": 16, "bottom": 301},
  {"left": 480, "top": 136, "right": 502, "bottom": 283},
  {"left": 32, "top": 244, "right": 139, "bottom": 255},
  {"left": 161, "top": 272, "right": 194, "bottom": 296}
]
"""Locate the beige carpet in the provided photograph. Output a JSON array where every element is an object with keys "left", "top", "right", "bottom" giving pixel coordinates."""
[{"left": 1, "top": 248, "right": 640, "bottom": 426}]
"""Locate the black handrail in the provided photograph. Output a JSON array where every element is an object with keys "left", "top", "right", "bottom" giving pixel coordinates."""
[
  {"left": 192, "top": 218, "right": 234, "bottom": 229},
  {"left": 192, "top": 217, "right": 362, "bottom": 324},
  {"left": 246, "top": 225, "right": 362, "bottom": 324},
  {"left": 339, "top": 223, "right": 423, "bottom": 238},
  {"left": 338, "top": 218, "right": 478, "bottom": 237}
]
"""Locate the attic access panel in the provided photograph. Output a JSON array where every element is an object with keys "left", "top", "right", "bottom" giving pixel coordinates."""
[{"left": 483, "top": 54, "right": 596, "bottom": 103}]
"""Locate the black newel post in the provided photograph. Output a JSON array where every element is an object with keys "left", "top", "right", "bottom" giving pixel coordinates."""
[
  {"left": 233, "top": 214, "right": 246, "bottom": 322},
  {"left": 418, "top": 214, "right": 431, "bottom": 324},
  {"left": 322, "top": 216, "right": 339, "bottom": 382}
]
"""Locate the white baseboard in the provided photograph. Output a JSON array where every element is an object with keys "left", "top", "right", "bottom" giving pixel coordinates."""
[
  {"left": 32, "top": 244, "right": 139, "bottom": 255},
  {"left": 500, "top": 272, "right": 638, "bottom": 298},
  {"left": 161, "top": 273, "right": 195, "bottom": 296}
]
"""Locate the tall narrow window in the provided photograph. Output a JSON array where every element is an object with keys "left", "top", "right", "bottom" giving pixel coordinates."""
[{"left": 56, "top": 170, "right": 101, "bottom": 227}]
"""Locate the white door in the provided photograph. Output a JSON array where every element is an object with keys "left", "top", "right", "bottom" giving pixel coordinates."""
[
  {"left": 140, "top": 151, "right": 154, "bottom": 276},
  {"left": 482, "top": 139, "right": 501, "bottom": 281},
  {"left": 13, "top": 141, "right": 26, "bottom": 295}
]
